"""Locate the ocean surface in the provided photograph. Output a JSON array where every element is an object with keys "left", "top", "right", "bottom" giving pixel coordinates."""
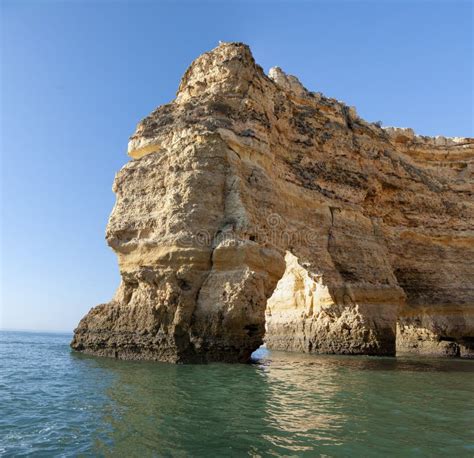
[{"left": 1, "top": 331, "right": 473, "bottom": 457}]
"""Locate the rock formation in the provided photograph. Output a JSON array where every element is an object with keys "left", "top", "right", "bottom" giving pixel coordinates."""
[{"left": 71, "top": 42, "right": 474, "bottom": 362}]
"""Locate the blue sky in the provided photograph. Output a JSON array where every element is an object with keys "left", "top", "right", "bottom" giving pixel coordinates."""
[{"left": 1, "top": 0, "right": 472, "bottom": 332}]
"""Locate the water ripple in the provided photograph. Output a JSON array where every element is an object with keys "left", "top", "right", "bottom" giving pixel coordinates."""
[{"left": 1, "top": 331, "right": 473, "bottom": 456}]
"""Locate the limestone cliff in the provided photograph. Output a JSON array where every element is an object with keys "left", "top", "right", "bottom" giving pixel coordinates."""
[{"left": 71, "top": 43, "right": 474, "bottom": 362}]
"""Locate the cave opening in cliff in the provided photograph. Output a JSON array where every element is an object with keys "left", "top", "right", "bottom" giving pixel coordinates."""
[
  {"left": 256, "top": 248, "right": 399, "bottom": 358},
  {"left": 256, "top": 251, "right": 332, "bottom": 356}
]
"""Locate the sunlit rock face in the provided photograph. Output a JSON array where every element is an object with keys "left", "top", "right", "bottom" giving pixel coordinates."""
[
  {"left": 265, "top": 252, "right": 396, "bottom": 355},
  {"left": 71, "top": 42, "right": 474, "bottom": 362}
]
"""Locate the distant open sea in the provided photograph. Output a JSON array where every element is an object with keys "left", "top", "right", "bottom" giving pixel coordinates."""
[{"left": 1, "top": 330, "right": 473, "bottom": 456}]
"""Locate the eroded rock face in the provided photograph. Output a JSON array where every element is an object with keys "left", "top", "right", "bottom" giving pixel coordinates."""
[{"left": 71, "top": 42, "right": 474, "bottom": 362}]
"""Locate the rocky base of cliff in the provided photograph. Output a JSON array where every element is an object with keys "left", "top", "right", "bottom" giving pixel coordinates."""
[{"left": 397, "top": 317, "right": 474, "bottom": 359}]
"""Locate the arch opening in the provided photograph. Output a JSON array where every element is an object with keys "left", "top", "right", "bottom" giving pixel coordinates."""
[{"left": 255, "top": 251, "right": 398, "bottom": 358}]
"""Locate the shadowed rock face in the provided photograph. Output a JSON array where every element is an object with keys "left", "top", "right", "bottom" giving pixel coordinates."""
[{"left": 71, "top": 42, "right": 474, "bottom": 362}]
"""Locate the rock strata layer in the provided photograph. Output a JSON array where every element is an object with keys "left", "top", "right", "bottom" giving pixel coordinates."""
[{"left": 71, "top": 43, "right": 474, "bottom": 362}]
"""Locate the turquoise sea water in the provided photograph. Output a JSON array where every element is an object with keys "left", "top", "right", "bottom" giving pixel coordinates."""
[{"left": 1, "top": 331, "right": 473, "bottom": 457}]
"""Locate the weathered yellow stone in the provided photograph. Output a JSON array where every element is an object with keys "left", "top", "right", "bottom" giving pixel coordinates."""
[{"left": 71, "top": 42, "right": 474, "bottom": 362}]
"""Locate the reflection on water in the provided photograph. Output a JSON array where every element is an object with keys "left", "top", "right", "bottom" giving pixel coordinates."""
[{"left": 1, "top": 331, "right": 474, "bottom": 457}]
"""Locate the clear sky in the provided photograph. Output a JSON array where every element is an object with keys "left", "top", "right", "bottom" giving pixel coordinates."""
[{"left": 1, "top": 0, "right": 472, "bottom": 332}]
